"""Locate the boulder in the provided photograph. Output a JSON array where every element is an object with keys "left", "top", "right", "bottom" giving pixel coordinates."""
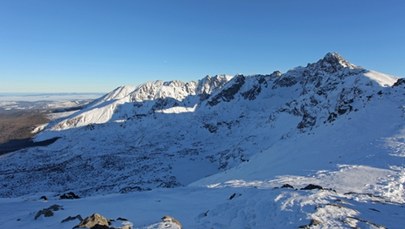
[
  {"left": 34, "top": 204, "right": 63, "bottom": 220},
  {"left": 74, "top": 213, "right": 109, "bottom": 229},
  {"left": 161, "top": 215, "right": 182, "bottom": 229},
  {"left": 300, "top": 184, "right": 323, "bottom": 190},
  {"left": 228, "top": 193, "right": 242, "bottom": 200},
  {"left": 281, "top": 184, "right": 294, "bottom": 189},
  {"left": 60, "top": 191, "right": 80, "bottom": 199}
]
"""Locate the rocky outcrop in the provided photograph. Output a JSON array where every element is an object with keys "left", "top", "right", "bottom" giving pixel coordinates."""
[
  {"left": 393, "top": 78, "right": 405, "bottom": 87},
  {"left": 74, "top": 213, "right": 109, "bottom": 229},
  {"left": 60, "top": 191, "right": 80, "bottom": 199},
  {"left": 161, "top": 216, "right": 182, "bottom": 229},
  {"left": 61, "top": 214, "right": 83, "bottom": 223},
  {"left": 301, "top": 184, "right": 323, "bottom": 190},
  {"left": 208, "top": 75, "right": 246, "bottom": 106},
  {"left": 281, "top": 184, "right": 294, "bottom": 189},
  {"left": 34, "top": 204, "right": 63, "bottom": 220},
  {"left": 274, "top": 74, "right": 298, "bottom": 88}
]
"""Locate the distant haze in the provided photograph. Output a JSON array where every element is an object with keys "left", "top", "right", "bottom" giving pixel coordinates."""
[{"left": 0, "top": 93, "right": 103, "bottom": 102}]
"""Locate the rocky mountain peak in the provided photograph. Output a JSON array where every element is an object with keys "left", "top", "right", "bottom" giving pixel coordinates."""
[
  {"left": 309, "top": 52, "right": 358, "bottom": 73},
  {"left": 196, "top": 74, "right": 233, "bottom": 95},
  {"left": 270, "top": 71, "right": 282, "bottom": 77},
  {"left": 323, "top": 52, "right": 344, "bottom": 61},
  {"left": 321, "top": 52, "right": 351, "bottom": 66},
  {"left": 1, "top": 52, "right": 403, "bottom": 202}
]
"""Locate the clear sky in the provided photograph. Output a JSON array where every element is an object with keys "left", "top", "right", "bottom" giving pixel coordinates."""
[{"left": 0, "top": 0, "right": 404, "bottom": 93}]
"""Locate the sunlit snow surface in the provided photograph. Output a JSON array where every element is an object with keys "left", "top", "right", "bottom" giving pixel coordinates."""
[{"left": 1, "top": 167, "right": 405, "bottom": 228}]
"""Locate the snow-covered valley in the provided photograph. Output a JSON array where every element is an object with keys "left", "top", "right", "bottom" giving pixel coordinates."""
[{"left": 1, "top": 53, "right": 404, "bottom": 228}]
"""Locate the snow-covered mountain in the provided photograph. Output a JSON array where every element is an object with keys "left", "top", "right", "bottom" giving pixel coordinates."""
[
  {"left": 1, "top": 53, "right": 404, "bottom": 228},
  {"left": 44, "top": 75, "right": 232, "bottom": 131}
]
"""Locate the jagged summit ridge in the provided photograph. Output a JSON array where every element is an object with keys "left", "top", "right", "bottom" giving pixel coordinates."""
[
  {"left": 0, "top": 52, "right": 404, "bottom": 198},
  {"left": 41, "top": 53, "right": 399, "bottom": 132},
  {"left": 197, "top": 75, "right": 233, "bottom": 95},
  {"left": 45, "top": 75, "right": 233, "bottom": 131},
  {"left": 129, "top": 75, "right": 233, "bottom": 102}
]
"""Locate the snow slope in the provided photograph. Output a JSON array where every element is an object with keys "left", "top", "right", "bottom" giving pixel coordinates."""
[{"left": 0, "top": 53, "right": 404, "bottom": 228}]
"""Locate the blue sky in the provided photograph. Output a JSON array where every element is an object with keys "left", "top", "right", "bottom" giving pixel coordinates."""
[{"left": 0, "top": 0, "right": 404, "bottom": 93}]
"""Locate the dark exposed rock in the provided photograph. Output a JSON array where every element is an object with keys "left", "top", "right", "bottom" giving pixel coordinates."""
[
  {"left": 217, "top": 147, "right": 248, "bottom": 170},
  {"left": 86, "top": 124, "right": 95, "bottom": 130},
  {"left": 203, "top": 123, "right": 218, "bottom": 133},
  {"left": 157, "top": 176, "right": 180, "bottom": 188},
  {"left": 333, "top": 88, "right": 358, "bottom": 117},
  {"left": 281, "top": 184, "right": 294, "bottom": 189},
  {"left": 60, "top": 191, "right": 80, "bottom": 199},
  {"left": 337, "top": 105, "right": 352, "bottom": 115},
  {"left": 61, "top": 214, "right": 83, "bottom": 223},
  {"left": 297, "top": 113, "right": 316, "bottom": 129},
  {"left": 89, "top": 225, "right": 109, "bottom": 229},
  {"left": 228, "top": 193, "right": 242, "bottom": 200},
  {"left": 216, "top": 120, "right": 238, "bottom": 130},
  {"left": 301, "top": 184, "right": 323, "bottom": 190},
  {"left": 257, "top": 75, "right": 268, "bottom": 85},
  {"left": 116, "top": 217, "right": 129, "bottom": 221},
  {"left": 343, "top": 191, "right": 382, "bottom": 199},
  {"left": 393, "top": 78, "right": 405, "bottom": 87},
  {"left": 274, "top": 75, "right": 297, "bottom": 88},
  {"left": 327, "top": 112, "right": 338, "bottom": 123},
  {"left": 208, "top": 75, "right": 245, "bottom": 106},
  {"left": 199, "top": 210, "right": 209, "bottom": 218},
  {"left": 34, "top": 204, "right": 63, "bottom": 220},
  {"left": 229, "top": 193, "right": 236, "bottom": 200},
  {"left": 40, "top": 195, "right": 48, "bottom": 201},
  {"left": 199, "top": 92, "right": 210, "bottom": 101},
  {"left": 35, "top": 209, "right": 53, "bottom": 219},
  {"left": 119, "top": 186, "right": 143, "bottom": 193},
  {"left": 152, "top": 98, "right": 181, "bottom": 111},
  {"left": 241, "top": 85, "right": 262, "bottom": 100}
]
